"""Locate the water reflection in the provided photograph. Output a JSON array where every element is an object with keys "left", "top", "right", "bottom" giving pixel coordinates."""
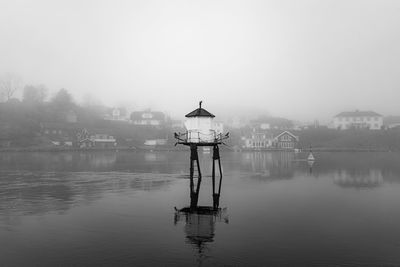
[
  {"left": 333, "top": 169, "right": 384, "bottom": 189},
  {"left": 174, "top": 208, "right": 228, "bottom": 266},
  {"left": 237, "top": 152, "right": 299, "bottom": 180},
  {"left": 308, "top": 160, "right": 314, "bottom": 174},
  {"left": 235, "top": 151, "right": 400, "bottom": 189},
  {"left": 0, "top": 151, "right": 188, "bottom": 173},
  {"left": 144, "top": 152, "right": 167, "bottom": 162},
  {"left": 0, "top": 171, "right": 175, "bottom": 228}
]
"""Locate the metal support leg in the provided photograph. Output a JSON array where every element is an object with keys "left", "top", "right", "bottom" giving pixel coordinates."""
[
  {"left": 212, "top": 145, "right": 222, "bottom": 209},
  {"left": 190, "top": 145, "right": 201, "bottom": 209}
]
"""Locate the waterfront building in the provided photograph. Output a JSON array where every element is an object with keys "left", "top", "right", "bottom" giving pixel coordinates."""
[
  {"left": 77, "top": 129, "right": 117, "bottom": 148},
  {"left": 273, "top": 131, "right": 299, "bottom": 150},
  {"left": 241, "top": 128, "right": 274, "bottom": 149},
  {"left": 241, "top": 129, "right": 299, "bottom": 150},
  {"left": 333, "top": 110, "right": 383, "bottom": 130}
]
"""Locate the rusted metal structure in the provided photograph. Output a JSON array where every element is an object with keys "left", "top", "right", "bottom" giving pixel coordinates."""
[{"left": 174, "top": 101, "right": 229, "bottom": 210}]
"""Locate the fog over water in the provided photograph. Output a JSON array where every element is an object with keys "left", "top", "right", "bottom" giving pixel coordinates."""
[{"left": 1, "top": 0, "right": 399, "bottom": 121}]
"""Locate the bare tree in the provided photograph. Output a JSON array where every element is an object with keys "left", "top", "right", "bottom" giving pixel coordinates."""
[{"left": 0, "top": 73, "right": 22, "bottom": 101}]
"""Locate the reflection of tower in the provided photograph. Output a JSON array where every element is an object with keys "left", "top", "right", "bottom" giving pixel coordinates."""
[
  {"left": 174, "top": 102, "right": 229, "bottom": 210},
  {"left": 174, "top": 208, "right": 228, "bottom": 266},
  {"left": 308, "top": 160, "right": 314, "bottom": 174}
]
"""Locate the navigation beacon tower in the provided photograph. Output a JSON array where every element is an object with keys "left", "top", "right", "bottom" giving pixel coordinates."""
[{"left": 174, "top": 101, "right": 229, "bottom": 210}]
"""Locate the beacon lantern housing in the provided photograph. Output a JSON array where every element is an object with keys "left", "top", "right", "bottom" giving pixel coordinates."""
[{"left": 184, "top": 102, "right": 216, "bottom": 143}]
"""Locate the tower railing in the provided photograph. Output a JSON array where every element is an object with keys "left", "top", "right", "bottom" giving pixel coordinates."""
[{"left": 174, "top": 130, "right": 228, "bottom": 145}]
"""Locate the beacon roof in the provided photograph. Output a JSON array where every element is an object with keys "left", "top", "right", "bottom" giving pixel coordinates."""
[{"left": 185, "top": 107, "right": 215, "bottom": 118}]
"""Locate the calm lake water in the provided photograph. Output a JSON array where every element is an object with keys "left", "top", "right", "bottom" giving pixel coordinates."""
[{"left": 1, "top": 151, "right": 400, "bottom": 266}]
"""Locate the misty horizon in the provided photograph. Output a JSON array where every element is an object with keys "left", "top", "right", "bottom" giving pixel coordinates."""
[{"left": 1, "top": 0, "right": 399, "bottom": 122}]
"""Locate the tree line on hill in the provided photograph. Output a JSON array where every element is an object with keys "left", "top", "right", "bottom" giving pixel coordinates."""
[{"left": 0, "top": 81, "right": 174, "bottom": 148}]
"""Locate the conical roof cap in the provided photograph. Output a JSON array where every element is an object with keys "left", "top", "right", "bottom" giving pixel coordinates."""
[{"left": 185, "top": 101, "right": 215, "bottom": 118}]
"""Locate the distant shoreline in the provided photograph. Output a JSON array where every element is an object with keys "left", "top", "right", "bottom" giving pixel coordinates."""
[{"left": 0, "top": 146, "right": 392, "bottom": 153}]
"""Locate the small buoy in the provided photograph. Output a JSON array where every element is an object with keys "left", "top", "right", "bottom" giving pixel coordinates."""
[{"left": 307, "top": 152, "right": 315, "bottom": 161}]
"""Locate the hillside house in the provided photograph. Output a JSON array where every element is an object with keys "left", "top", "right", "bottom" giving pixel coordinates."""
[
  {"left": 333, "top": 110, "right": 383, "bottom": 130},
  {"left": 130, "top": 110, "right": 165, "bottom": 126},
  {"left": 104, "top": 108, "right": 129, "bottom": 121}
]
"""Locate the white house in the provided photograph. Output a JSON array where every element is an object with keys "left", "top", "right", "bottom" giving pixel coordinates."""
[
  {"left": 78, "top": 131, "right": 117, "bottom": 148},
  {"left": 333, "top": 110, "right": 383, "bottom": 130},
  {"left": 104, "top": 107, "right": 129, "bottom": 121},
  {"left": 130, "top": 110, "right": 165, "bottom": 126},
  {"left": 241, "top": 128, "right": 274, "bottom": 149}
]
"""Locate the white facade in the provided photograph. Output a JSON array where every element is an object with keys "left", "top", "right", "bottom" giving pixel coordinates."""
[
  {"left": 260, "top": 123, "right": 270, "bottom": 130},
  {"left": 184, "top": 117, "right": 216, "bottom": 143},
  {"left": 242, "top": 134, "right": 273, "bottom": 149},
  {"left": 90, "top": 134, "right": 116, "bottom": 143},
  {"left": 241, "top": 128, "right": 274, "bottom": 149},
  {"left": 133, "top": 119, "right": 161, "bottom": 125},
  {"left": 333, "top": 114, "right": 383, "bottom": 130},
  {"left": 131, "top": 111, "right": 165, "bottom": 125}
]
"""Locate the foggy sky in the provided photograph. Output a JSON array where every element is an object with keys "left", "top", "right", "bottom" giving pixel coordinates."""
[{"left": 0, "top": 0, "right": 399, "bottom": 122}]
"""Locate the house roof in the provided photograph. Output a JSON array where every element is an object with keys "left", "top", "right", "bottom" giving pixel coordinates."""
[
  {"left": 335, "top": 111, "right": 382, "bottom": 117},
  {"left": 274, "top": 131, "right": 299, "bottom": 141}
]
